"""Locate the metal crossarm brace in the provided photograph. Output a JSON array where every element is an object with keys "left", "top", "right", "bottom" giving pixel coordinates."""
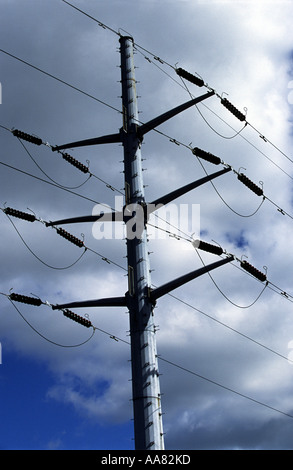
[
  {"left": 47, "top": 35, "right": 231, "bottom": 451},
  {"left": 149, "top": 256, "right": 234, "bottom": 302},
  {"left": 46, "top": 167, "right": 231, "bottom": 227},
  {"left": 51, "top": 256, "right": 233, "bottom": 311}
]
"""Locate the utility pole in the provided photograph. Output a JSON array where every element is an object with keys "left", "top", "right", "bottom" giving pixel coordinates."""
[
  {"left": 119, "top": 35, "right": 164, "bottom": 450},
  {"left": 49, "top": 35, "right": 233, "bottom": 450}
]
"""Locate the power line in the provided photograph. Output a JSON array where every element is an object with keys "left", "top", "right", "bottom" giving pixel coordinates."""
[
  {"left": 2, "top": 211, "right": 87, "bottom": 270},
  {"left": 194, "top": 248, "right": 269, "bottom": 309},
  {"left": 0, "top": 160, "right": 115, "bottom": 208},
  {"left": 17, "top": 137, "right": 92, "bottom": 191},
  {"left": 61, "top": 0, "right": 121, "bottom": 37},
  {"left": 157, "top": 356, "right": 293, "bottom": 420},
  {"left": 0, "top": 48, "right": 122, "bottom": 114},
  {"left": 2, "top": 8, "right": 293, "bottom": 445},
  {"left": 136, "top": 45, "right": 293, "bottom": 181},
  {"left": 1, "top": 293, "right": 95, "bottom": 348},
  {"left": 2, "top": 289, "right": 293, "bottom": 420},
  {"left": 1, "top": 207, "right": 126, "bottom": 272},
  {"left": 1, "top": 124, "right": 124, "bottom": 196},
  {"left": 3, "top": 134, "right": 293, "bottom": 307},
  {"left": 3, "top": 8, "right": 291, "bottom": 183}
]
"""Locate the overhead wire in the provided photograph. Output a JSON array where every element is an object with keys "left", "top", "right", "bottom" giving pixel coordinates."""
[
  {"left": 1, "top": 124, "right": 123, "bottom": 197},
  {"left": 1, "top": 293, "right": 95, "bottom": 348},
  {"left": 1, "top": 206, "right": 127, "bottom": 272},
  {"left": 134, "top": 42, "right": 293, "bottom": 182},
  {"left": 2, "top": 2, "right": 293, "bottom": 426},
  {"left": 16, "top": 136, "right": 92, "bottom": 191},
  {"left": 2, "top": 109, "right": 293, "bottom": 310},
  {"left": 0, "top": 48, "right": 122, "bottom": 115},
  {"left": 194, "top": 248, "right": 269, "bottom": 309},
  {"left": 134, "top": 39, "right": 293, "bottom": 174},
  {"left": 157, "top": 356, "right": 293, "bottom": 420},
  {"left": 3, "top": 288, "right": 293, "bottom": 420},
  {"left": 2, "top": 38, "right": 291, "bottom": 227},
  {"left": 0, "top": 159, "right": 116, "bottom": 210},
  {"left": 2, "top": 210, "right": 88, "bottom": 270},
  {"left": 5, "top": 196, "right": 293, "bottom": 356},
  {"left": 61, "top": 0, "right": 121, "bottom": 37},
  {"left": 2, "top": 8, "right": 292, "bottom": 183}
]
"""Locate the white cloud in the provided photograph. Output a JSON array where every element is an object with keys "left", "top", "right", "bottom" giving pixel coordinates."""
[{"left": 1, "top": 0, "right": 293, "bottom": 450}]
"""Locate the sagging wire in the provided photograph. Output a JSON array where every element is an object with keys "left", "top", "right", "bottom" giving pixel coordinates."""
[
  {"left": 16, "top": 136, "right": 92, "bottom": 190},
  {"left": 196, "top": 154, "right": 266, "bottom": 218},
  {"left": 149, "top": 218, "right": 292, "bottom": 309},
  {"left": 176, "top": 78, "right": 265, "bottom": 217},
  {"left": 194, "top": 245, "right": 268, "bottom": 309},
  {"left": 3, "top": 125, "right": 198, "bottom": 242},
  {"left": 191, "top": 236, "right": 293, "bottom": 305},
  {"left": 4, "top": 110, "right": 291, "bottom": 233},
  {"left": 136, "top": 44, "right": 293, "bottom": 179},
  {"left": 179, "top": 73, "right": 248, "bottom": 140},
  {"left": 3, "top": 190, "right": 293, "bottom": 312},
  {"left": 174, "top": 61, "right": 293, "bottom": 171},
  {"left": 0, "top": 159, "right": 116, "bottom": 209},
  {"left": 191, "top": 144, "right": 293, "bottom": 221},
  {"left": 1, "top": 204, "right": 126, "bottom": 272},
  {"left": 1, "top": 199, "right": 274, "bottom": 311},
  {"left": 0, "top": 292, "right": 95, "bottom": 348},
  {"left": 1, "top": 208, "right": 88, "bottom": 270},
  {"left": 6, "top": 288, "right": 289, "bottom": 418},
  {"left": 5, "top": 125, "right": 123, "bottom": 196}
]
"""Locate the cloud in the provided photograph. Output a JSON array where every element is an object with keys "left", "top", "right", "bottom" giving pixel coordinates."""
[{"left": 1, "top": 0, "right": 293, "bottom": 450}]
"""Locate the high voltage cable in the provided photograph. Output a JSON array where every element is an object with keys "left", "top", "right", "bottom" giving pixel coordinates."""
[
  {"left": 3, "top": 136, "right": 293, "bottom": 302},
  {"left": 134, "top": 40, "right": 293, "bottom": 179},
  {"left": 61, "top": 0, "right": 121, "bottom": 37},
  {"left": 3, "top": 3, "right": 293, "bottom": 431},
  {"left": 157, "top": 356, "right": 293, "bottom": 420},
  {"left": 0, "top": 160, "right": 116, "bottom": 209},
  {"left": 0, "top": 49, "right": 122, "bottom": 115},
  {"left": 17, "top": 137, "right": 92, "bottom": 191},
  {"left": 2, "top": 289, "right": 293, "bottom": 420},
  {"left": 1, "top": 294, "right": 95, "bottom": 348},
  {"left": 147, "top": 57, "right": 293, "bottom": 171},
  {"left": 2, "top": 13, "right": 292, "bottom": 176},
  {"left": 2, "top": 284, "right": 292, "bottom": 363},
  {"left": 176, "top": 79, "right": 291, "bottom": 218},
  {"left": 3, "top": 211, "right": 88, "bottom": 270},
  {"left": 1, "top": 125, "right": 123, "bottom": 196},
  {"left": 3, "top": 117, "right": 293, "bottom": 290},
  {"left": 194, "top": 248, "right": 269, "bottom": 309},
  {"left": 18, "top": 120, "right": 293, "bottom": 226},
  {"left": 1, "top": 40, "right": 292, "bottom": 187},
  {"left": 166, "top": 291, "right": 293, "bottom": 361},
  {"left": 3, "top": 201, "right": 293, "bottom": 308},
  {"left": 1, "top": 207, "right": 126, "bottom": 272}
]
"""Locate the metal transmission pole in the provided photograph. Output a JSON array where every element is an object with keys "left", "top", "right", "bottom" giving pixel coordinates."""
[
  {"left": 50, "top": 34, "right": 234, "bottom": 450},
  {"left": 119, "top": 35, "right": 164, "bottom": 450}
]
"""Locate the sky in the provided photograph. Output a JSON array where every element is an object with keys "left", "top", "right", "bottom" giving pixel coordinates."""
[{"left": 1, "top": 0, "right": 293, "bottom": 451}]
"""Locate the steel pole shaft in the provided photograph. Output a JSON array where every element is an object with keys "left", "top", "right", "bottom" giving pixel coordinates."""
[{"left": 120, "top": 36, "right": 164, "bottom": 451}]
